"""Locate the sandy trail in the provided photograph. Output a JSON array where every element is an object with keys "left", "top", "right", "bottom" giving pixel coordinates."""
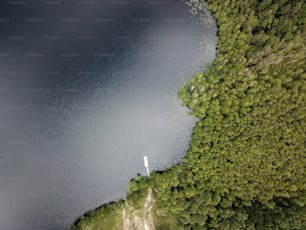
[{"left": 122, "top": 188, "right": 156, "bottom": 230}]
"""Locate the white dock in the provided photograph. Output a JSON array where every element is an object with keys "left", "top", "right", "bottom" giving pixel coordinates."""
[{"left": 143, "top": 156, "right": 150, "bottom": 177}]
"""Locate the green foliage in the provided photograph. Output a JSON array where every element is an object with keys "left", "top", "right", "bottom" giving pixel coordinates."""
[
  {"left": 126, "top": 174, "right": 149, "bottom": 209},
  {"left": 153, "top": 0, "right": 306, "bottom": 229},
  {"left": 70, "top": 201, "right": 124, "bottom": 230}
]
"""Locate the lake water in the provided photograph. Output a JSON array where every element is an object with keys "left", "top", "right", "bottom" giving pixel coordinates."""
[{"left": 0, "top": 0, "right": 216, "bottom": 229}]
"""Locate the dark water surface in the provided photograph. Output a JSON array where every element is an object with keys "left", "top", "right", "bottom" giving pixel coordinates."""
[{"left": 0, "top": 0, "right": 216, "bottom": 229}]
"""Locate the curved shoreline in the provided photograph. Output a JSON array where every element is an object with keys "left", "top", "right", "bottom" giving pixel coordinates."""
[
  {"left": 69, "top": 2, "right": 217, "bottom": 229},
  {"left": 71, "top": 0, "right": 305, "bottom": 229}
]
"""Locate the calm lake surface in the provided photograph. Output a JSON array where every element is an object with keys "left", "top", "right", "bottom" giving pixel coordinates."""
[{"left": 0, "top": 0, "right": 216, "bottom": 229}]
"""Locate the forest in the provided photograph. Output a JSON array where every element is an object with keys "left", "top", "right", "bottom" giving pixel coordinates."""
[{"left": 71, "top": 0, "right": 306, "bottom": 229}]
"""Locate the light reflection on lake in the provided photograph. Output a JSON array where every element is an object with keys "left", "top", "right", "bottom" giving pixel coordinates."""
[{"left": 0, "top": 0, "right": 216, "bottom": 229}]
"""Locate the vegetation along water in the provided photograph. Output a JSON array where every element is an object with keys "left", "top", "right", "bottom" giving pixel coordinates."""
[{"left": 71, "top": 0, "right": 306, "bottom": 229}]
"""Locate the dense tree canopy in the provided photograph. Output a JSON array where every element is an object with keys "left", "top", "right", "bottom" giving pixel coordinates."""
[{"left": 151, "top": 0, "right": 306, "bottom": 229}]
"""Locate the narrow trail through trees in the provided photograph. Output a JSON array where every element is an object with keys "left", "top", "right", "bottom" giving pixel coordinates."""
[{"left": 122, "top": 188, "right": 156, "bottom": 230}]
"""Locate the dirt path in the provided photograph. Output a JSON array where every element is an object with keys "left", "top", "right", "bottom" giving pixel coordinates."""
[{"left": 122, "top": 188, "right": 156, "bottom": 230}]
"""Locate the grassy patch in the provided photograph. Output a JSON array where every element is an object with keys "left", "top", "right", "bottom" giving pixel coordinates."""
[{"left": 70, "top": 201, "right": 124, "bottom": 230}]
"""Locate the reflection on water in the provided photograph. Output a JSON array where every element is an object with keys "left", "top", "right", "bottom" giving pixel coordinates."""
[{"left": 0, "top": 0, "right": 216, "bottom": 229}]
